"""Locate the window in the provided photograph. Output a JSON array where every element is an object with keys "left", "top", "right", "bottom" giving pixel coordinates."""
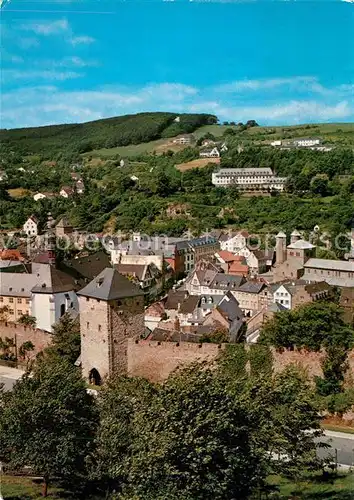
[
  {"left": 296, "top": 252, "right": 301, "bottom": 257},
  {"left": 60, "top": 304, "right": 65, "bottom": 317},
  {"left": 9, "top": 309, "right": 14, "bottom": 314},
  {"left": 98, "top": 325, "right": 102, "bottom": 332},
  {"left": 9, "top": 297, "right": 14, "bottom": 303},
  {"left": 0, "top": 297, "right": 3, "bottom": 303},
  {"left": 17, "top": 298, "right": 22, "bottom": 304},
  {"left": 86, "top": 322, "right": 90, "bottom": 328},
  {"left": 86, "top": 297, "right": 89, "bottom": 302},
  {"left": 18, "top": 310, "right": 22, "bottom": 315}
]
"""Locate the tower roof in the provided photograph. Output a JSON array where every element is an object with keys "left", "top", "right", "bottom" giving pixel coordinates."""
[
  {"left": 287, "top": 239, "right": 315, "bottom": 250},
  {"left": 77, "top": 268, "right": 144, "bottom": 301},
  {"left": 56, "top": 217, "right": 72, "bottom": 228},
  {"left": 276, "top": 231, "right": 286, "bottom": 238},
  {"left": 291, "top": 229, "right": 301, "bottom": 236}
]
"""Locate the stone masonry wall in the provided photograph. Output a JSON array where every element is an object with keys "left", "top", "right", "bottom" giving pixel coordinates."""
[
  {"left": 111, "top": 295, "right": 145, "bottom": 376},
  {"left": 127, "top": 339, "right": 354, "bottom": 383},
  {"left": 0, "top": 321, "right": 52, "bottom": 359},
  {"left": 127, "top": 339, "right": 224, "bottom": 382}
]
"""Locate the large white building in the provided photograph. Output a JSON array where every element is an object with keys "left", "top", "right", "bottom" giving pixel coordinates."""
[{"left": 212, "top": 167, "right": 287, "bottom": 192}]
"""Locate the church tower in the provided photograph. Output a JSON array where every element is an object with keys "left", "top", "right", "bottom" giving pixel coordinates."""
[{"left": 77, "top": 268, "right": 144, "bottom": 385}]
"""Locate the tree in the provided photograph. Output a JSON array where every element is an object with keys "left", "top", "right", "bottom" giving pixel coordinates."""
[
  {"left": 0, "top": 357, "right": 98, "bottom": 497},
  {"left": 45, "top": 313, "right": 81, "bottom": 364},
  {"left": 18, "top": 314, "right": 36, "bottom": 327},
  {"left": 123, "top": 363, "right": 263, "bottom": 500},
  {"left": 259, "top": 302, "right": 354, "bottom": 351},
  {"left": 19, "top": 340, "right": 34, "bottom": 360},
  {"left": 92, "top": 377, "right": 156, "bottom": 496},
  {"left": 0, "top": 306, "right": 9, "bottom": 322}
]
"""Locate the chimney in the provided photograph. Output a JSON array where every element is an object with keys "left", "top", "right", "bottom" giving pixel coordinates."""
[{"left": 275, "top": 231, "right": 287, "bottom": 266}]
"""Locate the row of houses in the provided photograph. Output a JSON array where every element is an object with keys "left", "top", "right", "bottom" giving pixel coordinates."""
[{"left": 270, "top": 137, "right": 333, "bottom": 151}]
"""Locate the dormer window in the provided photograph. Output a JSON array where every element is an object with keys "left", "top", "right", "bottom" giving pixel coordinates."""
[{"left": 97, "top": 278, "right": 104, "bottom": 288}]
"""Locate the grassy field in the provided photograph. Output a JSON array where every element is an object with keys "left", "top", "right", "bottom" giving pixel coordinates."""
[
  {"left": 3, "top": 473, "right": 354, "bottom": 499},
  {"left": 84, "top": 121, "right": 354, "bottom": 160},
  {"left": 7, "top": 188, "right": 33, "bottom": 199},
  {"left": 268, "top": 472, "right": 354, "bottom": 499},
  {"left": 1, "top": 475, "right": 62, "bottom": 499},
  {"left": 83, "top": 137, "right": 185, "bottom": 159},
  {"left": 175, "top": 157, "right": 220, "bottom": 171}
]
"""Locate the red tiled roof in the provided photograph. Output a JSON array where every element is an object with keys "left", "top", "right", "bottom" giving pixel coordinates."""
[{"left": 217, "top": 251, "right": 240, "bottom": 263}]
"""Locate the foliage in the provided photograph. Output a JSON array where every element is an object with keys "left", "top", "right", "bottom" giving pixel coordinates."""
[
  {"left": 199, "top": 328, "right": 229, "bottom": 343},
  {"left": 315, "top": 346, "right": 349, "bottom": 396},
  {"left": 18, "top": 314, "right": 36, "bottom": 327},
  {"left": 248, "top": 344, "right": 273, "bottom": 377},
  {"left": 0, "top": 112, "right": 216, "bottom": 157},
  {"left": 122, "top": 363, "right": 261, "bottom": 500},
  {"left": 0, "top": 356, "right": 98, "bottom": 497},
  {"left": 259, "top": 302, "right": 354, "bottom": 351},
  {"left": 44, "top": 313, "right": 81, "bottom": 364},
  {"left": 18, "top": 340, "right": 35, "bottom": 359}
]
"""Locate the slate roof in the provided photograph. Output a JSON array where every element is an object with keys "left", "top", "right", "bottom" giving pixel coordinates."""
[
  {"left": 61, "top": 251, "right": 111, "bottom": 281},
  {"left": 287, "top": 239, "right": 315, "bottom": 250},
  {"left": 31, "top": 264, "right": 78, "bottom": 294},
  {"left": 77, "top": 268, "right": 143, "bottom": 300},
  {"left": 0, "top": 273, "right": 39, "bottom": 297},
  {"left": 179, "top": 295, "right": 200, "bottom": 315},
  {"left": 238, "top": 282, "right": 266, "bottom": 294},
  {"left": 304, "top": 258, "right": 354, "bottom": 272},
  {"left": 210, "top": 273, "right": 244, "bottom": 290},
  {"left": 165, "top": 289, "right": 188, "bottom": 310}
]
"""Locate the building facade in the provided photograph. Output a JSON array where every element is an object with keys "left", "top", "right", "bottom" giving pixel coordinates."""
[{"left": 212, "top": 167, "right": 287, "bottom": 192}]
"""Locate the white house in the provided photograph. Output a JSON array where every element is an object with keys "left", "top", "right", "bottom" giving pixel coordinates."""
[
  {"left": 30, "top": 263, "right": 79, "bottom": 332},
  {"left": 293, "top": 138, "right": 321, "bottom": 147},
  {"left": 23, "top": 215, "right": 39, "bottom": 236},
  {"left": 33, "top": 193, "right": 47, "bottom": 202},
  {"left": 173, "top": 134, "right": 194, "bottom": 145},
  {"left": 60, "top": 186, "right": 74, "bottom": 198},
  {"left": 271, "top": 283, "right": 293, "bottom": 309},
  {"left": 271, "top": 140, "right": 282, "bottom": 147},
  {"left": 199, "top": 147, "right": 220, "bottom": 158},
  {"left": 219, "top": 231, "right": 249, "bottom": 253},
  {"left": 0, "top": 170, "right": 8, "bottom": 181},
  {"left": 75, "top": 180, "right": 85, "bottom": 194}
]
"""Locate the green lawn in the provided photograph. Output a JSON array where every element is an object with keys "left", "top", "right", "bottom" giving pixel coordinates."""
[
  {"left": 268, "top": 472, "right": 354, "bottom": 499},
  {"left": 1, "top": 475, "right": 62, "bottom": 499},
  {"left": 83, "top": 137, "right": 175, "bottom": 158}
]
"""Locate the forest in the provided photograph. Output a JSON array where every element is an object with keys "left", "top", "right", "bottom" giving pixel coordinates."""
[
  {"left": 1, "top": 115, "right": 354, "bottom": 256},
  {"left": 0, "top": 112, "right": 217, "bottom": 155}
]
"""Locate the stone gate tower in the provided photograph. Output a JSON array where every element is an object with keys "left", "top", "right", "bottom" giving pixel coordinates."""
[{"left": 77, "top": 268, "right": 144, "bottom": 385}]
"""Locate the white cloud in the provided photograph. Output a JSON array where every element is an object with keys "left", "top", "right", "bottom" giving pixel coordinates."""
[
  {"left": 21, "top": 19, "right": 70, "bottom": 35},
  {"left": 1, "top": 69, "right": 83, "bottom": 82},
  {"left": 1, "top": 79, "right": 353, "bottom": 128},
  {"left": 70, "top": 35, "right": 96, "bottom": 46}
]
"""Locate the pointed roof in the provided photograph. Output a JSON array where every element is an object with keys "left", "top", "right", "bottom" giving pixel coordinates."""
[
  {"left": 276, "top": 231, "right": 286, "bottom": 238},
  {"left": 77, "top": 268, "right": 143, "bottom": 301},
  {"left": 31, "top": 264, "right": 78, "bottom": 294},
  {"left": 56, "top": 217, "right": 72, "bottom": 228},
  {"left": 291, "top": 229, "right": 301, "bottom": 236}
]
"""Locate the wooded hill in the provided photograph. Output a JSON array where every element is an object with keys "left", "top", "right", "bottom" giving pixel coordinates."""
[{"left": 0, "top": 112, "right": 217, "bottom": 156}]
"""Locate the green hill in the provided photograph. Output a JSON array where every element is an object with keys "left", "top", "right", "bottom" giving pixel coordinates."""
[{"left": 0, "top": 112, "right": 217, "bottom": 157}]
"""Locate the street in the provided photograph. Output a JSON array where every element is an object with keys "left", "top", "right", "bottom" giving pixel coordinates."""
[
  {"left": 317, "top": 431, "right": 354, "bottom": 467},
  {"left": 0, "top": 366, "right": 24, "bottom": 392}
]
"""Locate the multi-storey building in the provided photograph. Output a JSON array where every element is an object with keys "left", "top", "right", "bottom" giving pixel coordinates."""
[{"left": 211, "top": 167, "right": 287, "bottom": 192}]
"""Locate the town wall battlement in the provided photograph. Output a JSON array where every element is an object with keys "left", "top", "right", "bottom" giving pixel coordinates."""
[
  {"left": 127, "top": 339, "right": 354, "bottom": 383},
  {"left": 0, "top": 321, "right": 52, "bottom": 359}
]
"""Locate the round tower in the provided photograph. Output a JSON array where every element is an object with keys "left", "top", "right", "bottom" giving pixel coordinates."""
[{"left": 275, "top": 231, "right": 287, "bottom": 265}]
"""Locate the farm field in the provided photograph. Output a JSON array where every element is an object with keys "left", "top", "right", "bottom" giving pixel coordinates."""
[{"left": 175, "top": 157, "right": 220, "bottom": 171}]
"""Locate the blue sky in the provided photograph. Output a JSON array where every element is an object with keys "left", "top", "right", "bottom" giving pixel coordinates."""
[{"left": 1, "top": 0, "right": 353, "bottom": 128}]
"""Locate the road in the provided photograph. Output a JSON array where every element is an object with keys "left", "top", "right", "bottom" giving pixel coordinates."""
[
  {"left": 316, "top": 431, "right": 354, "bottom": 467},
  {"left": 0, "top": 366, "right": 24, "bottom": 391}
]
